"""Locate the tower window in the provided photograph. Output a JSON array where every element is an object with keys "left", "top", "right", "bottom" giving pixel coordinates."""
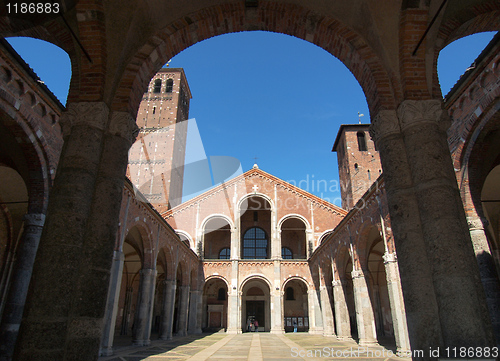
[
  {"left": 219, "top": 247, "right": 230, "bottom": 259},
  {"left": 368, "top": 169, "right": 371, "bottom": 181},
  {"left": 282, "top": 247, "right": 293, "bottom": 259},
  {"left": 152, "top": 106, "right": 156, "bottom": 114},
  {"left": 357, "top": 131, "right": 367, "bottom": 151},
  {"left": 354, "top": 163, "right": 358, "bottom": 170},
  {"left": 243, "top": 227, "right": 268, "bottom": 259},
  {"left": 153, "top": 79, "right": 162, "bottom": 93},
  {"left": 165, "top": 79, "right": 174, "bottom": 93}
]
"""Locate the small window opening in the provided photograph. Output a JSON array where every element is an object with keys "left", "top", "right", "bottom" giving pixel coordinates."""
[
  {"left": 153, "top": 79, "right": 161, "bottom": 93},
  {"left": 357, "top": 131, "right": 367, "bottom": 151},
  {"left": 165, "top": 78, "right": 173, "bottom": 93},
  {"left": 286, "top": 287, "right": 295, "bottom": 300}
]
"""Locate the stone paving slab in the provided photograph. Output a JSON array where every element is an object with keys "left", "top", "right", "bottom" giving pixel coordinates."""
[{"left": 99, "top": 332, "right": 410, "bottom": 361}]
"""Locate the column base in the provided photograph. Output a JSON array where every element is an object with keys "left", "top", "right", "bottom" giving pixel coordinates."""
[
  {"left": 99, "top": 347, "right": 114, "bottom": 357},
  {"left": 159, "top": 334, "right": 172, "bottom": 340},
  {"left": 308, "top": 329, "right": 324, "bottom": 335},
  {"left": 270, "top": 328, "right": 284, "bottom": 334},
  {"left": 358, "top": 339, "right": 378, "bottom": 346},
  {"left": 336, "top": 336, "right": 354, "bottom": 342},
  {"left": 322, "top": 332, "right": 336, "bottom": 337},
  {"left": 132, "top": 339, "right": 151, "bottom": 346},
  {"left": 226, "top": 328, "right": 240, "bottom": 334}
]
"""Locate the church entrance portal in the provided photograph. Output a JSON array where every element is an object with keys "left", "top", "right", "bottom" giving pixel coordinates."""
[{"left": 246, "top": 300, "right": 265, "bottom": 330}]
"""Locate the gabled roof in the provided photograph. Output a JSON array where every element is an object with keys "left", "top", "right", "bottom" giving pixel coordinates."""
[{"left": 162, "top": 167, "right": 347, "bottom": 218}]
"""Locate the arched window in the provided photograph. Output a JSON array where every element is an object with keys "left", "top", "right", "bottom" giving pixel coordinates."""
[
  {"left": 153, "top": 79, "right": 162, "bottom": 93},
  {"left": 357, "top": 131, "right": 367, "bottom": 151},
  {"left": 217, "top": 287, "right": 226, "bottom": 300},
  {"left": 242, "top": 227, "right": 268, "bottom": 259},
  {"left": 165, "top": 78, "right": 173, "bottom": 93},
  {"left": 219, "top": 247, "right": 230, "bottom": 259},
  {"left": 286, "top": 287, "right": 295, "bottom": 300},
  {"left": 282, "top": 247, "right": 293, "bottom": 259}
]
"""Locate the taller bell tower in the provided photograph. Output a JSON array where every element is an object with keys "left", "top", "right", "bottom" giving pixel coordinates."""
[{"left": 127, "top": 68, "right": 192, "bottom": 212}]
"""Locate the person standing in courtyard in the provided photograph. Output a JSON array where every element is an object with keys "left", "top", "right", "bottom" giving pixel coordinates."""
[{"left": 254, "top": 319, "right": 259, "bottom": 332}]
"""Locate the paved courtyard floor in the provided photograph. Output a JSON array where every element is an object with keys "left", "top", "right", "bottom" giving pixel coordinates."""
[{"left": 99, "top": 332, "right": 411, "bottom": 361}]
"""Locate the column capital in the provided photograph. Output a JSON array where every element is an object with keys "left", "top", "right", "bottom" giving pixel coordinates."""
[
  {"left": 59, "top": 102, "right": 109, "bottom": 138},
  {"left": 383, "top": 252, "right": 397, "bottom": 264},
  {"left": 351, "top": 269, "right": 364, "bottom": 279},
  {"left": 23, "top": 213, "right": 45, "bottom": 227},
  {"left": 369, "top": 109, "right": 400, "bottom": 146},
  {"left": 108, "top": 111, "right": 139, "bottom": 145},
  {"left": 397, "top": 99, "right": 450, "bottom": 132}
]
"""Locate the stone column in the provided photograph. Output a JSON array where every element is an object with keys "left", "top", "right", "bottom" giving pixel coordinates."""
[
  {"left": 383, "top": 252, "right": 410, "bottom": 354},
  {"left": 99, "top": 250, "right": 125, "bottom": 356},
  {"left": 132, "top": 268, "right": 157, "bottom": 346},
  {"left": 332, "top": 280, "right": 351, "bottom": 340},
  {"left": 0, "top": 213, "right": 45, "bottom": 360},
  {"left": 320, "top": 285, "right": 335, "bottom": 336},
  {"left": 351, "top": 269, "right": 377, "bottom": 345},
  {"left": 160, "top": 280, "right": 176, "bottom": 340},
  {"left": 370, "top": 100, "right": 495, "bottom": 352},
  {"left": 14, "top": 104, "right": 139, "bottom": 360},
  {"left": 227, "top": 260, "right": 239, "bottom": 333},
  {"left": 177, "top": 285, "right": 190, "bottom": 336},
  {"left": 307, "top": 288, "right": 323, "bottom": 334},
  {"left": 270, "top": 260, "right": 283, "bottom": 334},
  {"left": 187, "top": 290, "right": 201, "bottom": 334},
  {"left": 230, "top": 228, "right": 239, "bottom": 260}
]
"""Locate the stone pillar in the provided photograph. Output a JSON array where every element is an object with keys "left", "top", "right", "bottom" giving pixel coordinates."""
[
  {"left": 467, "top": 216, "right": 500, "bottom": 344},
  {"left": 187, "top": 290, "right": 201, "bottom": 334},
  {"left": 0, "top": 213, "right": 45, "bottom": 360},
  {"left": 370, "top": 100, "right": 495, "bottom": 352},
  {"left": 383, "top": 252, "right": 410, "bottom": 354},
  {"left": 132, "top": 268, "right": 157, "bottom": 346},
  {"left": 230, "top": 228, "right": 239, "bottom": 260},
  {"left": 227, "top": 260, "right": 239, "bottom": 333},
  {"left": 160, "top": 280, "right": 176, "bottom": 340},
  {"left": 177, "top": 285, "right": 190, "bottom": 336},
  {"left": 351, "top": 269, "right": 377, "bottom": 345},
  {"left": 307, "top": 288, "right": 323, "bottom": 334},
  {"left": 270, "top": 260, "right": 283, "bottom": 334},
  {"left": 99, "top": 250, "right": 125, "bottom": 356},
  {"left": 320, "top": 285, "right": 335, "bottom": 336},
  {"left": 14, "top": 104, "right": 139, "bottom": 360},
  {"left": 332, "top": 280, "right": 351, "bottom": 340}
]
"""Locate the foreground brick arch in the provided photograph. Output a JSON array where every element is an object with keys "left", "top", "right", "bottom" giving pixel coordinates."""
[{"left": 111, "top": 1, "right": 399, "bottom": 117}]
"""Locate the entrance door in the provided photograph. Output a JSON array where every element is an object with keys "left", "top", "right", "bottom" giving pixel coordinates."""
[{"left": 246, "top": 300, "right": 265, "bottom": 329}]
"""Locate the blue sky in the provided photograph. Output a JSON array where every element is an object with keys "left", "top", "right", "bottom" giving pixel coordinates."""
[{"left": 6, "top": 30, "right": 497, "bottom": 206}]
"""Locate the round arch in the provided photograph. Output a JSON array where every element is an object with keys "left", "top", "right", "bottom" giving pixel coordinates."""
[
  {"left": 204, "top": 274, "right": 230, "bottom": 289},
  {"left": 175, "top": 230, "right": 193, "bottom": 249},
  {"left": 200, "top": 214, "right": 235, "bottom": 230},
  {"left": 111, "top": 2, "right": 398, "bottom": 117},
  {"left": 277, "top": 213, "right": 311, "bottom": 231},
  {"left": 237, "top": 192, "right": 274, "bottom": 214},
  {"left": 239, "top": 274, "right": 273, "bottom": 293}
]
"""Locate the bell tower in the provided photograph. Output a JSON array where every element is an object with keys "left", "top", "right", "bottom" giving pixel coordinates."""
[
  {"left": 332, "top": 124, "right": 382, "bottom": 210},
  {"left": 127, "top": 68, "right": 192, "bottom": 212}
]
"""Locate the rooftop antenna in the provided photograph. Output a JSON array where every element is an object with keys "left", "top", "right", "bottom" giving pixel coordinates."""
[{"left": 358, "top": 112, "right": 364, "bottom": 124}]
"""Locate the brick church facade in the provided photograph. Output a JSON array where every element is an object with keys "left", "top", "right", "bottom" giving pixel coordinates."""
[{"left": 0, "top": 2, "right": 499, "bottom": 360}]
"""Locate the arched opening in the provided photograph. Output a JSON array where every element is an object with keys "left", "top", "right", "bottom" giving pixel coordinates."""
[
  {"left": 114, "top": 229, "right": 144, "bottom": 342},
  {"left": 341, "top": 249, "right": 358, "bottom": 341},
  {"left": 366, "top": 236, "right": 395, "bottom": 344},
  {"left": 357, "top": 131, "right": 367, "bottom": 151},
  {"left": 202, "top": 277, "right": 228, "bottom": 331},
  {"left": 241, "top": 278, "right": 271, "bottom": 332},
  {"left": 481, "top": 164, "right": 500, "bottom": 270},
  {"left": 280, "top": 218, "right": 307, "bottom": 259},
  {"left": 203, "top": 217, "right": 231, "bottom": 259},
  {"left": 0, "top": 165, "right": 28, "bottom": 311},
  {"left": 151, "top": 253, "right": 166, "bottom": 339},
  {"left": 283, "top": 279, "right": 309, "bottom": 333},
  {"left": 240, "top": 196, "right": 271, "bottom": 259},
  {"left": 173, "top": 263, "right": 183, "bottom": 335}
]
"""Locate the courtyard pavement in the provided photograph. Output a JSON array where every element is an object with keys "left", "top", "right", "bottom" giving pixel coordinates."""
[{"left": 98, "top": 332, "right": 411, "bottom": 361}]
